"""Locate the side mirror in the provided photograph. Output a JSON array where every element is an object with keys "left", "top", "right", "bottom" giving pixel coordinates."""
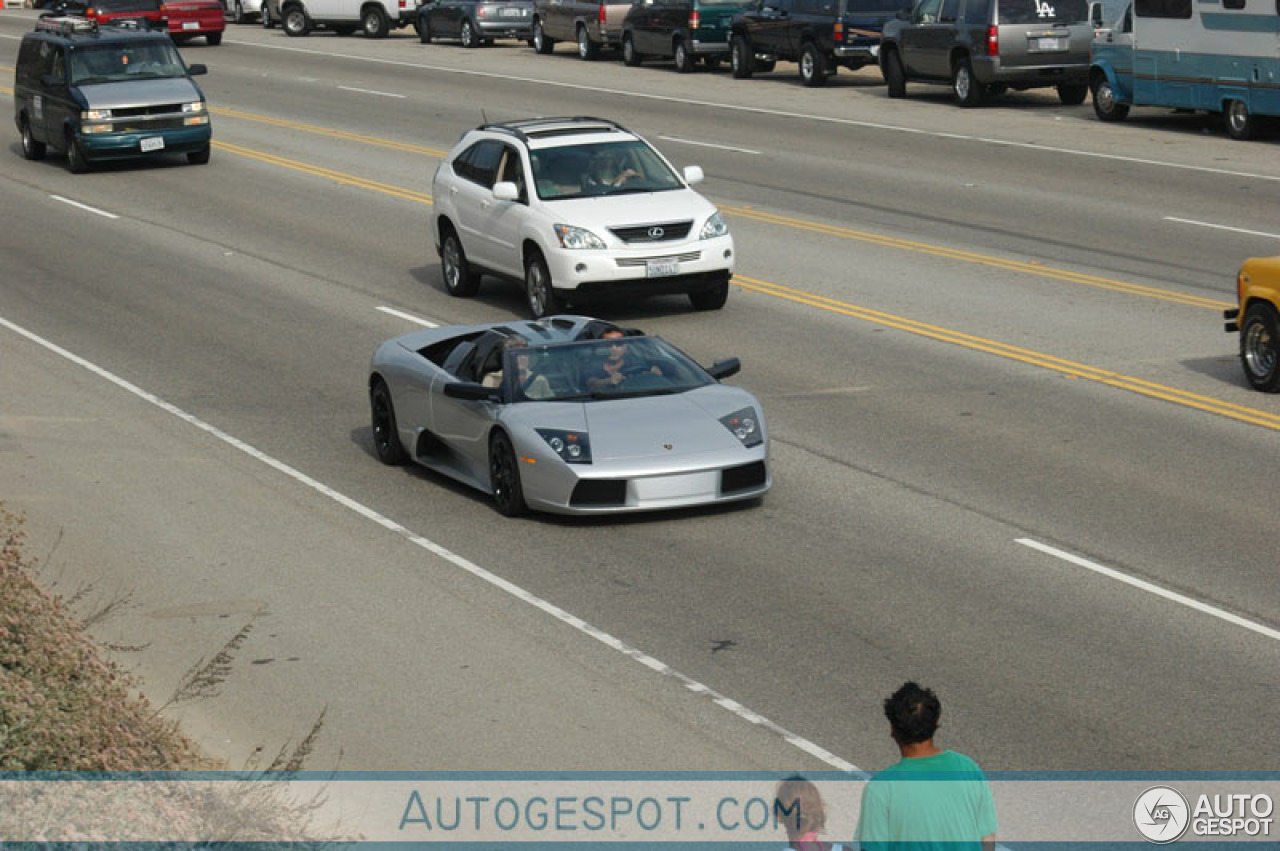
[
  {"left": 1088, "top": 1, "right": 1102, "bottom": 25},
  {"left": 682, "top": 165, "right": 704, "bottom": 185},
  {"left": 492, "top": 180, "right": 519, "bottom": 201},
  {"left": 444, "top": 382, "right": 499, "bottom": 401},
  {"left": 187, "top": 63, "right": 207, "bottom": 75},
  {"left": 706, "top": 357, "right": 741, "bottom": 380}
]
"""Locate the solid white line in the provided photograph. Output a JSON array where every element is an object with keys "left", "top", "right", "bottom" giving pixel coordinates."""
[
  {"left": 0, "top": 311, "right": 859, "bottom": 774},
  {"left": 1163, "top": 217, "right": 1280, "bottom": 240},
  {"left": 50, "top": 195, "right": 119, "bottom": 219},
  {"left": 338, "top": 85, "right": 406, "bottom": 99},
  {"left": 1016, "top": 538, "right": 1280, "bottom": 643},
  {"left": 243, "top": 40, "right": 1280, "bottom": 182},
  {"left": 376, "top": 305, "right": 439, "bottom": 327},
  {"left": 658, "top": 136, "right": 760, "bottom": 155}
]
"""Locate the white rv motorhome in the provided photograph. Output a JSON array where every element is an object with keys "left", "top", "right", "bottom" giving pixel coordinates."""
[{"left": 1088, "top": 0, "right": 1279, "bottom": 139}]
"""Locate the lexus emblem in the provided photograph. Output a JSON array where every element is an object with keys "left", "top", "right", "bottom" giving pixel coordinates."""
[{"left": 648, "top": 226, "right": 665, "bottom": 239}]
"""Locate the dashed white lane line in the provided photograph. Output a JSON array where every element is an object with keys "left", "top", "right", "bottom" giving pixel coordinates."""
[
  {"left": 1017, "top": 538, "right": 1280, "bottom": 643},
  {"left": 658, "top": 136, "right": 761, "bottom": 155},
  {"left": 1164, "top": 217, "right": 1280, "bottom": 241},
  {"left": 50, "top": 195, "right": 119, "bottom": 219},
  {"left": 376, "top": 305, "right": 438, "bottom": 326},
  {"left": 338, "top": 85, "right": 406, "bottom": 98},
  {"left": 0, "top": 310, "right": 859, "bottom": 773}
]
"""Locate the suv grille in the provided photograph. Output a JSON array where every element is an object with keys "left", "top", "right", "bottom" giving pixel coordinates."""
[
  {"left": 112, "top": 103, "right": 183, "bottom": 117},
  {"left": 609, "top": 221, "right": 693, "bottom": 243}
]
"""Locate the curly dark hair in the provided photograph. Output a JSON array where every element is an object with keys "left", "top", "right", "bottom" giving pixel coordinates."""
[{"left": 884, "top": 681, "right": 941, "bottom": 745}]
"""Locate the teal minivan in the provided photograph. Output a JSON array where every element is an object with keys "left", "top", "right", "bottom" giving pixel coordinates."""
[
  {"left": 621, "top": 0, "right": 753, "bottom": 71},
  {"left": 14, "top": 16, "right": 212, "bottom": 173}
]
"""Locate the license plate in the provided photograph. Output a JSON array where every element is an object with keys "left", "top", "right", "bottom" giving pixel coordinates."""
[
  {"left": 1037, "top": 37, "right": 1062, "bottom": 49},
  {"left": 140, "top": 137, "right": 165, "bottom": 152},
  {"left": 646, "top": 258, "right": 679, "bottom": 278},
  {"left": 182, "top": 20, "right": 199, "bottom": 28},
  {"left": 500, "top": 7, "right": 521, "bottom": 15}
]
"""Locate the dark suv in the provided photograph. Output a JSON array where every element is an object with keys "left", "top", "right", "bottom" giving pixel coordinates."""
[
  {"left": 621, "top": 0, "right": 752, "bottom": 72},
  {"left": 728, "top": 0, "right": 911, "bottom": 86},
  {"left": 878, "top": 0, "right": 1091, "bottom": 106}
]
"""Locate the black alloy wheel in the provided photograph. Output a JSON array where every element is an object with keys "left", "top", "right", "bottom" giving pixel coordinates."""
[
  {"left": 489, "top": 432, "right": 527, "bottom": 517},
  {"left": 370, "top": 381, "right": 409, "bottom": 464}
]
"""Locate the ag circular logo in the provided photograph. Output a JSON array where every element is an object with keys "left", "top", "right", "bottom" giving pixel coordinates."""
[{"left": 1134, "top": 786, "right": 1190, "bottom": 843}]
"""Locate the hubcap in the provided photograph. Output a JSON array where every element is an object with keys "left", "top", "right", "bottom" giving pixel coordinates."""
[
  {"left": 444, "top": 239, "right": 460, "bottom": 289},
  {"left": 956, "top": 69, "right": 970, "bottom": 98},
  {"left": 1245, "top": 322, "right": 1276, "bottom": 378},
  {"left": 527, "top": 265, "right": 546, "bottom": 316},
  {"left": 578, "top": 30, "right": 587, "bottom": 55},
  {"left": 373, "top": 393, "right": 391, "bottom": 452},
  {"left": 1229, "top": 102, "right": 1246, "bottom": 133},
  {"left": 1097, "top": 83, "right": 1114, "bottom": 112}
]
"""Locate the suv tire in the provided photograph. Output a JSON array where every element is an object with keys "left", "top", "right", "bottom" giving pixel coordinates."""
[
  {"left": 187, "top": 145, "right": 211, "bottom": 165},
  {"left": 261, "top": 0, "right": 273, "bottom": 27},
  {"left": 673, "top": 39, "right": 695, "bottom": 73},
  {"left": 622, "top": 33, "right": 643, "bottom": 65},
  {"left": 282, "top": 4, "right": 310, "bottom": 36},
  {"left": 1057, "top": 83, "right": 1087, "bottom": 105},
  {"left": 689, "top": 280, "right": 729, "bottom": 311},
  {"left": 882, "top": 49, "right": 906, "bottom": 98},
  {"left": 441, "top": 228, "right": 481, "bottom": 297},
  {"left": 460, "top": 18, "right": 479, "bottom": 46},
  {"left": 19, "top": 116, "right": 46, "bottom": 161},
  {"left": 952, "top": 56, "right": 983, "bottom": 107},
  {"left": 1241, "top": 302, "right": 1280, "bottom": 391},
  {"left": 525, "top": 251, "right": 563, "bottom": 319},
  {"left": 362, "top": 5, "right": 389, "bottom": 37},
  {"left": 65, "top": 129, "right": 89, "bottom": 174},
  {"left": 533, "top": 18, "right": 554, "bottom": 53},
  {"left": 418, "top": 16, "right": 431, "bottom": 41},
  {"left": 730, "top": 34, "right": 753, "bottom": 78},
  {"left": 576, "top": 24, "right": 600, "bottom": 60},
  {"left": 1091, "top": 75, "right": 1129, "bottom": 122},
  {"left": 799, "top": 41, "right": 827, "bottom": 87}
]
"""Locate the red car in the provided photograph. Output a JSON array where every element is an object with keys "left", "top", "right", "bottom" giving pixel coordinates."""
[
  {"left": 71, "top": 0, "right": 166, "bottom": 28},
  {"left": 50, "top": 0, "right": 224, "bottom": 44},
  {"left": 165, "top": 0, "right": 226, "bottom": 44}
]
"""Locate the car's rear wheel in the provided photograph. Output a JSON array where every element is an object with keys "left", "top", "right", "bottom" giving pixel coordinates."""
[
  {"left": 418, "top": 15, "right": 431, "bottom": 41},
  {"left": 489, "top": 431, "right": 527, "bottom": 517},
  {"left": 233, "top": 0, "right": 245, "bottom": 22},
  {"left": 730, "top": 34, "right": 753, "bottom": 78},
  {"left": 799, "top": 41, "right": 826, "bottom": 87},
  {"left": 187, "top": 145, "right": 211, "bottom": 165},
  {"left": 532, "top": 18, "right": 553, "bottom": 53},
  {"left": 260, "top": 0, "right": 273, "bottom": 27},
  {"left": 576, "top": 24, "right": 599, "bottom": 60},
  {"left": 370, "top": 381, "right": 409, "bottom": 465},
  {"left": 65, "top": 128, "right": 88, "bottom": 174},
  {"left": 673, "top": 38, "right": 695, "bottom": 73},
  {"left": 689, "top": 280, "right": 729, "bottom": 311},
  {"left": 362, "top": 5, "right": 389, "bottom": 37},
  {"left": 881, "top": 48, "right": 906, "bottom": 98},
  {"left": 282, "top": 4, "right": 310, "bottom": 35},
  {"left": 206, "top": 31, "right": 222, "bottom": 44},
  {"left": 524, "top": 251, "right": 562, "bottom": 319},
  {"left": 1091, "top": 75, "right": 1129, "bottom": 122},
  {"left": 952, "top": 56, "right": 983, "bottom": 107},
  {"left": 622, "top": 33, "right": 642, "bottom": 66},
  {"left": 1225, "top": 98, "right": 1257, "bottom": 141},
  {"left": 441, "top": 228, "right": 480, "bottom": 297},
  {"left": 20, "top": 116, "right": 46, "bottom": 161},
  {"left": 460, "top": 18, "right": 478, "bottom": 47},
  {"left": 1241, "top": 302, "right": 1280, "bottom": 392},
  {"left": 1058, "top": 82, "right": 1087, "bottom": 105}
]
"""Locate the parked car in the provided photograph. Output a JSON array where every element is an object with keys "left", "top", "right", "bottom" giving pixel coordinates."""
[
  {"left": 430, "top": 116, "right": 735, "bottom": 318},
  {"left": 728, "top": 0, "right": 910, "bottom": 86},
  {"left": 879, "top": 0, "right": 1091, "bottom": 106},
  {"left": 1224, "top": 257, "right": 1280, "bottom": 392},
  {"left": 167, "top": 0, "right": 227, "bottom": 44},
  {"left": 417, "top": 0, "right": 534, "bottom": 46},
  {"left": 42, "top": 0, "right": 167, "bottom": 29},
  {"left": 531, "top": 0, "right": 630, "bottom": 58},
  {"left": 280, "top": 0, "right": 418, "bottom": 37},
  {"left": 621, "top": 0, "right": 752, "bottom": 71},
  {"left": 261, "top": 0, "right": 279, "bottom": 25},
  {"left": 368, "top": 316, "right": 770, "bottom": 516},
  {"left": 14, "top": 16, "right": 212, "bottom": 172},
  {"left": 225, "top": 0, "right": 266, "bottom": 24}
]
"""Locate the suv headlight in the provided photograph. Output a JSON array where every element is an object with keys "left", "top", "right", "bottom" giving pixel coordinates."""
[
  {"left": 700, "top": 211, "right": 729, "bottom": 240},
  {"left": 536, "top": 429, "right": 592, "bottom": 464},
  {"left": 553, "top": 224, "right": 607, "bottom": 250},
  {"left": 718, "top": 407, "right": 762, "bottom": 448},
  {"left": 82, "top": 109, "right": 112, "bottom": 121},
  {"left": 181, "top": 101, "right": 205, "bottom": 113}
]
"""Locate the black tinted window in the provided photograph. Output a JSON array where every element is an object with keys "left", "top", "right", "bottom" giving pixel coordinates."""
[
  {"left": 997, "top": 0, "right": 1087, "bottom": 23},
  {"left": 963, "top": 0, "right": 989, "bottom": 20},
  {"left": 455, "top": 139, "right": 504, "bottom": 187},
  {"left": 1134, "top": 0, "right": 1188, "bottom": 16},
  {"left": 846, "top": 0, "right": 911, "bottom": 9}
]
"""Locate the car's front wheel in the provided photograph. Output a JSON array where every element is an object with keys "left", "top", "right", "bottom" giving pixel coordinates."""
[
  {"left": 489, "top": 431, "right": 527, "bottom": 517},
  {"left": 460, "top": 18, "right": 478, "bottom": 47},
  {"left": 673, "top": 38, "right": 695, "bottom": 73},
  {"left": 363, "top": 5, "right": 389, "bottom": 37},
  {"left": 282, "top": 4, "right": 310, "bottom": 36},
  {"left": 689, "top": 280, "right": 729, "bottom": 311},
  {"left": 1091, "top": 75, "right": 1129, "bottom": 122},
  {"left": 418, "top": 15, "right": 431, "bottom": 41},
  {"left": 881, "top": 48, "right": 906, "bottom": 98},
  {"left": 524, "top": 251, "right": 563, "bottom": 319},
  {"left": 19, "top": 116, "right": 46, "bottom": 161},
  {"left": 1241, "top": 302, "right": 1280, "bottom": 392},
  {"left": 65, "top": 128, "right": 88, "bottom": 174},
  {"left": 441, "top": 228, "right": 480, "bottom": 297},
  {"left": 952, "top": 56, "right": 983, "bottom": 107},
  {"left": 798, "top": 41, "right": 827, "bottom": 87},
  {"left": 370, "top": 380, "right": 409, "bottom": 464},
  {"left": 187, "top": 145, "right": 211, "bottom": 165},
  {"left": 730, "top": 34, "right": 753, "bottom": 79},
  {"left": 576, "top": 24, "right": 599, "bottom": 60},
  {"left": 622, "top": 33, "right": 642, "bottom": 66},
  {"left": 532, "top": 18, "right": 553, "bottom": 53},
  {"left": 1225, "top": 98, "right": 1257, "bottom": 141}
]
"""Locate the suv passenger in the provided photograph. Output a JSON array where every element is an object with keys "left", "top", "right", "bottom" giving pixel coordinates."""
[
  {"left": 728, "top": 0, "right": 911, "bottom": 86},
  {"left": 431, "top": 117, "right": 734, "bottom": 318},
  {"left": 621, "top": 0, "right": 753, "bottom": 72},
  {"left": 531, "top": 0, "right": 630, "bottom": 58},
  {"left": 13, "top": 16, "right": 212, "bottom": 173},
  {"left": 879, "top": 0, "right": 1091, "bottom": 106}
]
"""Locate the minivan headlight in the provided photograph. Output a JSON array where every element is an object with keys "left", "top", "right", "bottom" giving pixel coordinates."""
[
  {"left": 82, "top": 109, "right": 112, "bottom": 121},
  {"left": 700, "top": 211, "right": 729, "bottom": 240},
  {"left": 181, "top": 101, "right": 205, "bottom": 113},
  {"left": 553, "top": 224, "right": 606, "bottom": 250}
]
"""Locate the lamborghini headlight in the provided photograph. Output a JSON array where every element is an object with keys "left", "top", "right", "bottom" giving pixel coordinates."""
[
  {"left": 536, "top": 428, "right": 592, "bottom": 464},
  {"left": 718, "top": 407, "right": 762, "bottom": 448},
  {"left": 553, "top": 224, "right": 606, "bottom": 250},
  {"left": 700, "top": 210, "right": 729, "bottom": 240}
]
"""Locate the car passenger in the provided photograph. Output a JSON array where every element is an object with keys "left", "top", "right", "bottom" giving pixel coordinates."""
[{"left": 481, "top": 335, "right": 553, "bottom": 399}]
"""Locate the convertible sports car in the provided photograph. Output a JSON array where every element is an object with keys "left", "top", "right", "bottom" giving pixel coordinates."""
[{"left": 367, "top": 315, "right": 770, "bottom": 516}]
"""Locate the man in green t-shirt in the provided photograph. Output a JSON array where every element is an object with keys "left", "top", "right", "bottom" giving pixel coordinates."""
[{"left": 854, "top": 682, "right": 997, "bottom": 851}]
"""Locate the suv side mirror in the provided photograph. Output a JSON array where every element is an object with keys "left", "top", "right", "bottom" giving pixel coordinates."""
[
  {"left": 1088, "top": 1, "right": 1102, "bottom": 25},
  {"left": 682, "top": 165, "right": 704, "bottom": 185},
  {"left": 492, "top": 181, "right": 519, "bottom": 201}
]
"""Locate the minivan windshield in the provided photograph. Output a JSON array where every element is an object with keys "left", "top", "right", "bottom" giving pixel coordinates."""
[
  {"left": 997, "top": 0, "right": 1087, "bottom": 23},
  {"left": 530, "top": 141, "right": 684, "bottom": 201},
  {"left": 70, "top": 41, "right": 188, "bottom": 84}
]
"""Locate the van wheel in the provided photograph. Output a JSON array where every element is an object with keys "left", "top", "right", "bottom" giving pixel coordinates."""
[
  {"left": 881, "top": 48, "right": 906, "bottom": 98},
  {"left": 1241, "top": 302, "right": 1280, "bottom": 391},
  {"left": 576, "top": 24, "right": 599, "bottom": 60},
  {"left": 622, "top": 34, "right": 642, "bottom": 66},
  {"left": 282, "top": 4, "right": 310, "bottom": 35},
  {"left": 362, "top": 5, "right": 389, "bottom": 37},
  {"left": 65, "top": 129, "right": 88, "bottom": 174},
  {"left": 460, "top": 18, "right": 478, "bottom": 47},
  {"left": 187, "top": 145, "right": 211, "bottom": 165},
  {"left": 673, "top": 39, "right": 695, "bottom": 73},
  {"left": 533, "top": 18, "right": 554, "bottom": 53},
  {"left": 1091, "top": 76, "right": 1129, "bottom": 122},
  {"left": 799, "top": 41, "right": 826, "bottom": 87},
  {"left": 952, "top": 56, "right": 983, "bottom": 107},
  {"left": 1225, "top": 99, "right": 1257, "bottom": 141},
  {"left": 19, "top": 116, "right": 46, "bottom": 161},
  {"left": 730, "top": 34, "right": 753, "bottom": 78},
  {"left": 524, "top": 251, "right": 562, "bottom": 319},
  {"left": 1058, "top": 82, "right": 1087, "bottom": 105}
]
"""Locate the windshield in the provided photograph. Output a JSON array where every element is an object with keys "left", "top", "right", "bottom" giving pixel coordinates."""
[
  {"left": 507, "top": 337, "right": 715, "bottom": 402},
  {"left": 70, "top": 41, "right": 187, "bottom": 84},
  {"left": 529, "top": 141, "right": 684, "bottom": 201}
]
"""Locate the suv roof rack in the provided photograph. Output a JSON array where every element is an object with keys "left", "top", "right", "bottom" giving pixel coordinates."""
[
  {"left": 35, "top": 14, "right": 98, "bottom": 35},
  {"left": 479, "top": 116, "right": 628, "bottom": 143}
]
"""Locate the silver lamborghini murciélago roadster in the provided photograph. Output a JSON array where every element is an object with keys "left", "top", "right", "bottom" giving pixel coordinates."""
[{"left": 368, "top": 315, "right": 770, "bottom": 516}]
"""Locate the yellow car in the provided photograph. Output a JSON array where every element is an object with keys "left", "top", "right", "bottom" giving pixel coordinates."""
[{"left": 1224, "top": 256, "right": 1280, "bottom": 392}]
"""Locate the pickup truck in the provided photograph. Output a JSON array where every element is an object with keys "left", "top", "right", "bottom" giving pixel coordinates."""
[{"left": 1224, "top": 256, "right": 1280, "bottom": 392}]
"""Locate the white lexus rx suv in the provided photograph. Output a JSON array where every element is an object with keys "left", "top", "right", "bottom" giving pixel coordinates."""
[{"left": 430, "top": 117, "right": 734, "bottom": 318}]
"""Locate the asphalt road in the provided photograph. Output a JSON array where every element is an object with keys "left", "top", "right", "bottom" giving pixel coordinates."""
[{"left": 1, "top": 11, "right": 1277, "bottom": 774}]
